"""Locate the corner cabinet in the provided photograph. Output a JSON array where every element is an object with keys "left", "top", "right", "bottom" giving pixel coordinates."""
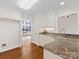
[
  {"left": 57, "top": 13, "right": 79, "bottom": 34},
  {"left": 44, "top": 49, "right": 63, "bottom": 59}
]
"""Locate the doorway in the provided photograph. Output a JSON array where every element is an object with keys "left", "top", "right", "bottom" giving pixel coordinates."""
[{"left": 20, "top": 19, "right": 32, "bottom": 48}]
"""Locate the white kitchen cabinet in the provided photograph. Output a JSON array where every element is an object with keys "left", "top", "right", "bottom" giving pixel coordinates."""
[
  {"left": 57, "top": 13, "right": 79, "bottom": 34},
  {"left": 44, "top": 49, "right": 63, "bottom": 59}
]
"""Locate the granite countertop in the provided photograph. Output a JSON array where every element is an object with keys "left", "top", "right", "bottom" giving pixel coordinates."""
[
  {"left": 40, "top": 33, "right": 79, "bottom": 39},
  {"left": 41, "top": 33, "right": 79, "bottom": 59}
]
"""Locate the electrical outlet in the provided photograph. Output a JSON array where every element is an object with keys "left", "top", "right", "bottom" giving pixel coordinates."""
[{"left": 2, "top": 43, "right": 6, "bottom": 47}]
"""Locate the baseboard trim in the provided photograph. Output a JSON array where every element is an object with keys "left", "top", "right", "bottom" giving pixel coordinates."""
[{"left": 0, "top": 47, "right": 21, "bottom": 53}]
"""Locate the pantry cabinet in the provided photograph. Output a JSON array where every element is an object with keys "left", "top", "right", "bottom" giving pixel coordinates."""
[{"left": 57, "top": 13, "right": 79, "bottom": 34}]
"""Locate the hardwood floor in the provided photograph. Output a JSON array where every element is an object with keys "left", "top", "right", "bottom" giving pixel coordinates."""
[{"left": 0, "top": 43, "right": 44, "bottom": 59}]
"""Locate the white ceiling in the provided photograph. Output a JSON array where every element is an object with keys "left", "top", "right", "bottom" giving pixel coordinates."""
[{"left": 0, "top": 0, "right": 79, "bottom": 16}]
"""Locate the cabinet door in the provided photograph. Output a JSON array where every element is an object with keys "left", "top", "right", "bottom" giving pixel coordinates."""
[
  {"left": 44, "top": 49, "right": 63, "bottom": 59},
  {"left": 58, "top": 13, "right": 78, "bottom": 34}
]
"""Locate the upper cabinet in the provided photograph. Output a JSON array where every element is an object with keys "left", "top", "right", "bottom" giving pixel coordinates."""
[{"left": 57, "top": 13, "right": 79, "bottom": 34}]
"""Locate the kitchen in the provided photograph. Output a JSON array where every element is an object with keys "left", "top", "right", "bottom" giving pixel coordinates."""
[
  {"left": 0, "top": 0, "right": 79, "bottom": 59},
  {"left": 31, "top": 1, "right": 79, "bottom": 59},
  {"left": 31, "top": 14, "right": 79, "bottom": 59}
]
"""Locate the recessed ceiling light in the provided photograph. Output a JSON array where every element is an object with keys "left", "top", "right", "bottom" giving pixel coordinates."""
[
  {"left": 60, "top": 2, "right": 64, "bottom": 6},
  {"left": 17, "top": 0, "right": 39, "bottom": 10}
]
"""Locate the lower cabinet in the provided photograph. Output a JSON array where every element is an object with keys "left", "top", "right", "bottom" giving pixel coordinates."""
[{"left": 44, "top": 49, "right": 63, "bottom": 59}]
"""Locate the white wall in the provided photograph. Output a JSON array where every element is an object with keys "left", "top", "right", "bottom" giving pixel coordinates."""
[
  {"left": 0, "top": 6, "right": 20, "bottom": 21},
  {"left": 31, "top": 15, "right": 42, "bottom": 37},
  {"left": 45, "top": 12, "right": 56, "bottom": 32},
  {"left": 56, "top": 4, "right": 79, "bottom": 17},
  {"left": 31, "top": 12, "right": 56, "bottom": 34},
  {"left": 0, "top": 6, "right": 21, "bottom": 52},
  {"left": 0, "top": 18, "right": 20, "bottom": 52}
]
